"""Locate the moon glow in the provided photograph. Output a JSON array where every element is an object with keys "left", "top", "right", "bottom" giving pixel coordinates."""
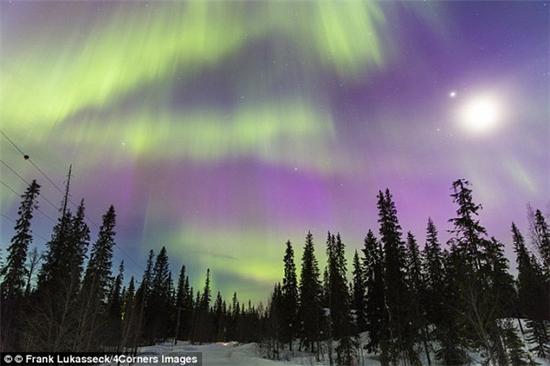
[{"left": 458, "top": 94, "right": 503, "bottom": 134}]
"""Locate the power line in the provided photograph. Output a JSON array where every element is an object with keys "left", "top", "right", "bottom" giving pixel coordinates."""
[
  {"left": 2, "top": 130, "right": 99, "bottom": 226},
  {"left": 0, "top": 213, "right": 51, "bottom": 243},
  {"left": 0, "top": 130, "right": 26, "bottom": 156},
  {"left": 1, "top": 130, "right": 144, "bottom": 276},
  {"left": 29, "top": 159, "right": 64, "bottom": 195},
  {"left": 0, "top": 159, "right": 60, "bottom": 213},
  {"left": 2, "top": 127, "right": 66, "bottom": 194},
  {"left": 0, "top": 179, "right": 57, "bottom": 224}
]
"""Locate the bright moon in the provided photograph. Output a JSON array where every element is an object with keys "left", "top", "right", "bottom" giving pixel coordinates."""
[{"left": 458, "top": 94, "right": 503, "bottom": 134}]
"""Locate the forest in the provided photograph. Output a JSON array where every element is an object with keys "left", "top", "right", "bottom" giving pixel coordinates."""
[{"left": 1, "top": 176, "right": 549, "bottom": 366}]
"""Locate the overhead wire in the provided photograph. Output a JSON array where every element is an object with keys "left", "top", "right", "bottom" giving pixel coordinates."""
[
  {"left": 0, "top": 159, "right": 60, "bottom": 212},
  {"left": 0, "top": 179, "right": 57, "bottom": 224},
  {"left": 0, "top": 212, "right": 51, "bottom": 243},
  {"left": 1, "top": 129, "right": 144, "bottom": 277}
]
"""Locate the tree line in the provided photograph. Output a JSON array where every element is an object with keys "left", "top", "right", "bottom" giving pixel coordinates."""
[
  {"left": 0, "top": 172, "right": 264, "bottom": 353},
  {"left": 264, "top": 181, "right": 549, "bottom": 365},
  {"left": 1, "top": 176, "right": 549, "bottom": 366}
]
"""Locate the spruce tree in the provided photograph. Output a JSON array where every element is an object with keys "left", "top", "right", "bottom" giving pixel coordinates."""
[
  {"left": 24, "top": 247, "right": 41, "bottom": 296},
  {"left": 0, "top": 179, "right": 40, "bottom": 351},
  {"left": 81, "top": 205, "right": 116, "bottom": 300},
  {"left": 447, "top": 180, "right": 509, "bottom": 365},
  {"left": 196, "top": 268, "right": 213, "bottom": 342},
  {"left": 532, "top": 209, "right": 550, "bottom": 276},
  {"left": 478, "top": 237, "right": 516, "bottom": 365},
  {"left": 326, "top": 233, "right": 356, "bottom": 365},
  {"left": 268, "top": 284, "right": 283, "bottom": 358},
  {"left": 448, "top": 179, "right": 486, "bottom": 271},
  {"left": 75, "top": 205, "right": 117, "bottom": 351},
  {"left": 377, "top": 189, "right": 416, "bottom": 364},
  {"left": 132, "top": 249, "right": 154, "bottom": 348},
  {"left": 481, "top": 237, "right": 516, "bottom": 318},
  {"left": 502, "top": 320, "right": 534, "bottom": 365},
  {"left": 406, "top": 232, "right": 431, "bottom": 365},
  {"left": 213, "top": 291, "right": 225, "bottom": 340},
  {"left": 422, "top": 218, "right": 445, "bottom": 328},
  {"left": 175, "top": 264, "right": 191, "bottom": 342},
  {"left": 146, "top": 246, "right": 171, "bottom": 342},
  {"left": 120, "top": 276, "right": 136, "bottom": 350},
  {"left": 69, "top": 200, "right": 91, "bottom": 286},
  {"left": 525, "top": 319, "right": 550, "bottom": 359},
  {"left": 36, "top": 168, "right": 75, "bottom": 294},
  {"left": 436, "top": 245, "right": 469, "bottom": 365},
  {"left": 33, "top": 170, "right": 91, "bottom": 351},
  {"left": 362, "top": 230, "right": 387, "bottom": 354},
  {"left": 281, "top": 240, "right": 298, "bottom": 351},
  {"left": 201, "top": 268, "right": 211, "bottom": 310},
  {"left": 351, "top": 250, "right": 366, "bottom": 333},
  {"left": 1, "top": 180, "right": 41, "bottom": 299},
  {"left": 106, "top": 261, "right": 124, "bottom": 348},
  {"left": 182, "top": 275, "right": 193, "bottom": 339},
  {"left": 298, "top": 232, "right": 323, "bottom": 355},
  {"left": 513, "top": 224, "right": 550, "bottom": 359}
]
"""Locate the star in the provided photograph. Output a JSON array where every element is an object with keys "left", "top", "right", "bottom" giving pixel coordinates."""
[{"left": 449, "top": 90, "right": 457, "bottom": 98}]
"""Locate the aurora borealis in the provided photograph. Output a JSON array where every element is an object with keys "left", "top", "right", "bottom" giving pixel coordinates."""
[{"left": 1, "top": 1, "right": 548, "bottom": 301}]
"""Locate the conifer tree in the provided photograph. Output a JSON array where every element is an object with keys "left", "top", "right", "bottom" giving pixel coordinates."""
[
  {"left": 213, "top": 291, "right": 225, "bottom": 340},
  {"left": 196, "top": 268, "right": 213, "bottom": 342},
  {"left": 298, "top": 232, "right": 323, "bottom": 355},
  {"left": 525, "top": 319, "right": 550, "bottom": 359},
  {"left": 532, "top": 209, "right": 550, "bottom": 275},
  {"left": 351, "top": 250, "right": 366, "bottom": 333},
  {"left": 146, "top": 246, "right": 171, "bottom": 342},
  {"left": 435, "top": 245, "right": 469, "bottom": 365},
  {"left": 406, "top": 232, "right": 431, "bottom": 365},
  {"left": 362, "top": 230, "right": 387, "bottom": 354},
  {"left": 478, "top": 237, "right": 515, "bottom": 365},
  {"left": 33, "top": 170, "right": 92, "bottom": 351},
  {"left": 201, "top": 268, "right": 211, "bottom": 310},
  {"left": 0, "top": 179, "right": 40, "bottom": 350},
  {"left": 268, "top": 284, "right": 283, "bottom": 358},
  {"left": 24, "top": 247, "right": 41, "bottom": 296},
  {"left": 377, "top": 189, "right": 416, "bottom": 364},
  {"left": 1, "top": 180, "right": 40, "bottom": 299},
  {"left": 69, "top": 200, "right": 91, "bottom": 280},
  {"left": 75, "top": 205, "right": 117, "bottom": 351},
  {"left": 422, "top": 219, "right": 445, "bottom": 328},
  {"left": 82, "top": 205, "right": 116, "bottom": 300},
  {"left": 120, "top": 276, "right": 136, "bottom": 350},
  {"left": 502, "top": 320, "right": 533, "bottom": 365},
  {"left": 106, "top": 261, "right": 124, "bottom": 348},
  {"left": 281, "top": 240, "right": 298, "bottom": 350},
  {"left": 36, "top": 168, "right": 75, "bottom": 294},
  {"left": 326, "top": 233, "right": 356, "bottom": 365},
  {"left": 448, "top": 179, "right": 486, "bottom": 270},
  {"left": 49, "top": 200, "right": 91, "bottom": 351},
  {"left": 132, "top": 249, "right": 154, "bottom": 349},
  {"left": 447, "top": 180, "right": 509, "bottom": 365},
  {"left": 175, "top": 264, "right": 192, "bottom": 342},
  {"left": 482, "top": 237, "right": 516, "bottom": 318},
  {"left": 513, "top": 224, "right": 550, "bottom": 359}
]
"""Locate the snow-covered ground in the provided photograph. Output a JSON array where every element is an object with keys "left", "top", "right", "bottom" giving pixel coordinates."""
[
  {"left": 133, "top": 340, "right": 392, "bottom": 365},
  {"left": 137, "top": 342, "right": 304, "bottom": 365},
  {"left": 123, "top": 340, "right": 550, "bottom": 366}
]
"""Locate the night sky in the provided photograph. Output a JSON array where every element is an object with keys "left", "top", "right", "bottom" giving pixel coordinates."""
[{"left": 1, "top": 1, "right": 548, "bottom": 301}]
